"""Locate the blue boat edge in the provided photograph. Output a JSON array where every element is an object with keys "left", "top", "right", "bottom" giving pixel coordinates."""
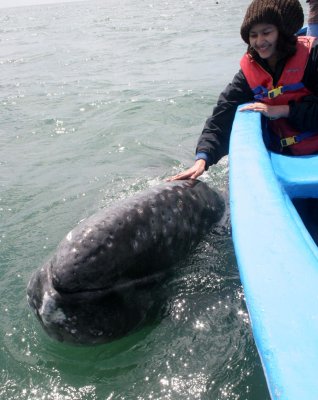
[{"left": 229, "top": 105, "right": 318, "bottom": 399}]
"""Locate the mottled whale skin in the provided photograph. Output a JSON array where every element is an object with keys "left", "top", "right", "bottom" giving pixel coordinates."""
[{"left": 27, "top": 179, "right": 225, "bottom": 345}]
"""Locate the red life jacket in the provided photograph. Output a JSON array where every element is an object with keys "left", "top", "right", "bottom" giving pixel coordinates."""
[{"left": 240, "top": 36, "right": 318, "bottom": 155}]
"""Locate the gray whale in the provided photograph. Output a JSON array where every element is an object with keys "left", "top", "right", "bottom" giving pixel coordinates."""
[{"left": 27, "top": 179, "right": 225, "bottom": 345}]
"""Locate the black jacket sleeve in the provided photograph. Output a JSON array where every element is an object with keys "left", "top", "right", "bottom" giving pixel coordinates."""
[{"left": 195, "top": 69, "right": 254, "bottom": 167}]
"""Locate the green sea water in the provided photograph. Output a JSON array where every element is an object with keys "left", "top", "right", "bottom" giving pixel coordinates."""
[{"left": 0, "top": 0, "right": 309, "bottom": 398}]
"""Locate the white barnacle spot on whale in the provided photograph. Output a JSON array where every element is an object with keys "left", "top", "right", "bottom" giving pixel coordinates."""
[
  {"left": 183, "top": 220, "right": 189, "bottom": 231},
  {"left": 132, "top": 240, "right": 139, "bottom": 250},
  {"left": 166, "top": 236, "right": 173, "bottom": 246},
  {"left": 106, "top": 238, "right": 113, "bottom": 248},
  {"left": 39, "top": 292, "right": 66, "bottom": 327},
  {"left": 83, "top": 228, "right": 92, "bottom": 238},
  {"left": 137, "top": 207, "right": 144, "bottom": 215},
  {"left": 66, "top": 231, "right": 72, "bottom": 241},
  {"left": 150, "top": 204, "right": 158, "bottom": 215},
  {"left": 172, "top": 205, "right": 180, "bottom": 214},
  {"left": 177, "top": 199, "right": 183, "bottom": 211},
  {"left": 89, "top": 328, "right": 104, "bottom": 337}
]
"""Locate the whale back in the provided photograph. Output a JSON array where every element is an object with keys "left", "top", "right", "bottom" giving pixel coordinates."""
[{"left": 51, "top": 179, "right": 224, "bottom": 294}]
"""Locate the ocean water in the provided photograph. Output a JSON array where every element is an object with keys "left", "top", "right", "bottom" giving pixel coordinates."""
[{"left": 0, "top": 0, "right": 308, "bottom": 398}]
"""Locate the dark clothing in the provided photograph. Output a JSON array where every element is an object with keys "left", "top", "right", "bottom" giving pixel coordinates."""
[
  {"left": 196, "top": 41, "right": 318, "bottom": 167},
  {"left": 308, "top": 0, "right": 318, "bottom": 24}
]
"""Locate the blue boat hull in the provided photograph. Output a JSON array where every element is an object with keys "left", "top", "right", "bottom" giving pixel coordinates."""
[{"left": 229, "top": 106, "right": 318, "bottom": 399}]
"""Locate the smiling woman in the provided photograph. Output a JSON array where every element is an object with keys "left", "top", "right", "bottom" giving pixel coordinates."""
[
  {"left": 248, "top": 24, "right": 280, "bottom": 68},
  {"left": 170, "top": 0, "right": 318, "bottom": 182}
]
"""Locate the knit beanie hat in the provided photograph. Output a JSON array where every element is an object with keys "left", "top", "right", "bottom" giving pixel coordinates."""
[{"left": 240, "top": 0, "right": 304, "bottom": 44}]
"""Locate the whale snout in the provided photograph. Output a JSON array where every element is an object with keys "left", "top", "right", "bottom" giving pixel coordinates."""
[
  {"left": 27, "top": 261, "right": 153, "bottom": 344},
  {"left": 27, "top": 262, "right": 67, "bottom": 342}
]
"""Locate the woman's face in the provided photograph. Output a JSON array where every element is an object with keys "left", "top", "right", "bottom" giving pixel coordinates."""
[{"left": 249, "top": 23, "right": 279, "bottom": 60}]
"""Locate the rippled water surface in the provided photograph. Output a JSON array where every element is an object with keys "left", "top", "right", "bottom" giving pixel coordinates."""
[{"left": 1, "top": 0, "right": 307, "bottom": 398}]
